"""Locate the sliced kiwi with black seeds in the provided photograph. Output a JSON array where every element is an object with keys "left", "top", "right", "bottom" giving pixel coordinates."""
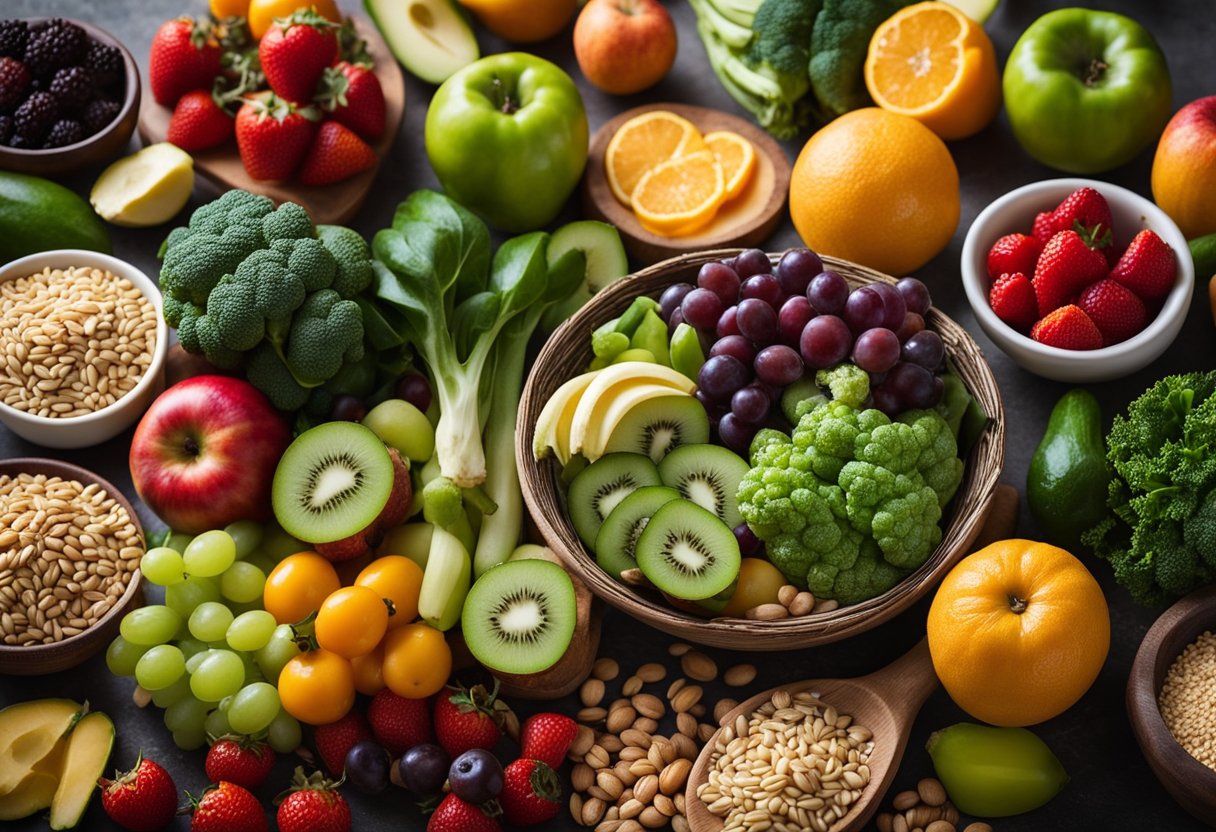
[
  {"left": 460, "top": 559, "right": 577, "bottom": 675},
  {"left": 635, "top": 500, "right": 741, "bottom": 600},
  {"left": 594, "top": 485, "right": 682, "bottom": 580},
  {"left": 603, "top": 395, "right": 710, "bottom": 464},
  {"left": 658, "top": 443, "right": 750, "bottom": 529},
  {"left": 271, "top": 421, "right": 394, "bottom": 543},
  {"left": 567, "top": 452, "right": 661, "bottom": 548}
]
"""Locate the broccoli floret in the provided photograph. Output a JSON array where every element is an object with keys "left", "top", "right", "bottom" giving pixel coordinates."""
[
  {"left": 816, "top": 364, "right": 870, "bottom": 409},
  {"left": 245, "top": 342, "right": 309, "bottom": 412},
  {"left": 899, "top": 409, "right": 965, "bottom": 506},
  {"left": 160, "top": 190, "right": 274, "bottom": 304},
  {"left": 318, "top": 225, "right": 374, "bottom": 298},
  {"left": 284, "top": 289, "right": 364, "bottom": 386},
  {"left": 1183, "top": 490, "right": 1216, "bottom": 570},
  {"left": 750, "top": 0, "right": 817, "bottom": 77},
  {"left": 830, "top": 542, "right": 905, "bottom": 605},
  {"left": 161, "top": 294, "right": 200, "bottom": 330},
  {"left": 262, "top": 202, "right": 315, "bottom": 243},
  {"left": 809, "top": 0, "right": 915, "bottom": 119}
]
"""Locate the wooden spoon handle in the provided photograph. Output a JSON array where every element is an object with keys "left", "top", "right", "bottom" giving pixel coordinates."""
[{"left": 861, "top": 637, "right": 937, "bottom": 724}]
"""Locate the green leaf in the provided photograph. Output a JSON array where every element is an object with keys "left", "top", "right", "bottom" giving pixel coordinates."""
[
  {"left": 354, "top": 296, "right": 405, "bottom": 351},
  {"left": 490, "top": 232, "right": 550, "bottom": 318},
  {"left": 452, "top": 291, "right": 502, "bottom": 362},
  {"left": 391, "top": 190, "right": 490, "bottom": 303},
  {"left": 545, "top": 247, "right": 588, "bottom": 304}
]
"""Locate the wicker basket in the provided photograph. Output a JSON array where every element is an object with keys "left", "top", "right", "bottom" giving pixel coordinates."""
[{"left": 517, "top": 251, "right": 1005, "bottom": 650}]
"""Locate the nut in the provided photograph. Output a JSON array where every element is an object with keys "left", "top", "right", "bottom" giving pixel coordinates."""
[
  {"left": 671, "top": 685, "right": 703, "bottom": 713},
  {"left": 592, "top": 657, "right": 620, "bottom": 681},
  {"left": 585, "top": 745, "right": 610, "bottom": 769},
  {"left": 652, "top": 793, "right": 676, "bottom": 817},
  {"left": 581, "top": 797, "right": 607, "bottom": 826},
  {"left": 789, "top": 591, "right": 815, "bottom": 616},
  {"left": 666, "top": 677, "right": 687, "bottom": 699},
  {"left": 572, "top": 763, "right": 595, "bottom": 792},
  {"left": 598, "top": 734, "right": 624, "bottom": 753},
  {"left": 632, "top": 717, "right": 658, "bottom": 734},
  {"left": 633, "top": 774, "right": 658, "bottom": 804},
  {"left": 745, "top": 603, "right": 789, "bottom": 620},
  {"left": 581, "top": 678, "right": 607, "bottom": 707},
  {"left": 578, "top": 707, "right": 608, "bottom": 724},
  {"left": 893, "top": 790, "right": 919, "bottom": 811},
  {"left": 658, "top": 758, "right": 692, "bottom": 794},
  {"left": 777, "top": 584, "right": 798, "bottom": 607},
  {"left": 638, "top": 806, "right": 666, "bottom": 828},
  {"left": 596, "top": 770, "right": 624, "bottom": 800},
  {"left": 622, "top": 675, "right": 643, "bottom": 696},
  {"left": 571, "top": 726, "right": 596, "bottom": 757},
  {"left": 632, "top": 693, "right": 665, "bottom": 719},
  {"left": 714, "top": 698, "right": 738, "bottom": 724},
  {"left": 918, "top": 777, "right": 947, "bottom": 807},
  {"left": 668, "top": 642, "right": 691, "bottom": 656},
  {"left": 680, "top": 650, "right": 717, "bottom": 682},
  {"left": 620, "top": 728, "right": 652, "bottom": 749},
  {"left": 926, "top": 821, "right": 956, "bottom": 832},
  {"left": 723, "top": 664, "right": 757, "bottom": 687},
  {"left": 636, "top": 662, "right": 667, "bottom": 683},
  {"left": 606, "top": 705, "right": 637, "bottom": 734},
  {"left": 676, "top": 712, "right": 698, "bottom": 738}
]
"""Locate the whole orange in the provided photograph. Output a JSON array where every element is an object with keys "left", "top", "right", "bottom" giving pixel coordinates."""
[
  {"left": 1151, "top": 96, "right": 1216, "bottom": 239},
  {"left": 789, "top": 108, "right": 959, "bottom": 276},
  {"left": 927, "top": 539, "right": 1110, "bottom": 727},
  {"left": 574, "top": 0, "right": 678, "bottom": 96},
  {"left": 457, "top": 0, "right": 577, "bottom": 43}
]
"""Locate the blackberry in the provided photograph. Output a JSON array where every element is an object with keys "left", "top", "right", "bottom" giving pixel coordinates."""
[
  {"left": 0, "top": 56, "right": 30, "bottom": 111},
  {"left": 23, "top": 18, "right": 85, "bottom": 78},
  {"left": 48, "top": 65, "right": 92, "bottom": 110},
  {"left": 43, "top": 118, "right": 83, "bottom": 148},
  {"left": 0, "top": 114, "right": 11, "bottom": 144},
  {"left": 81, "top": 98, "right": 119, "bottom": 132},
  {"left": 12, "top": 90, "right": 57, "bottom": 142},
  {"left": 0, "top": 20, "right": 29, "bottom": 59},
  {"left": 84, "top": 41, "right": 122, "bottom": 89},
  {"left": 6, "top": 132, "right": 35, "bottom": 149}
]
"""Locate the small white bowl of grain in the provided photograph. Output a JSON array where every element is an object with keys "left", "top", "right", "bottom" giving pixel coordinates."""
[{"left": 0, "top": 249, "right": 167, "bottom": 448}]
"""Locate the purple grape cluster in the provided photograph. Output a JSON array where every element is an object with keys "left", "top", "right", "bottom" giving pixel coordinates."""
[{"left": 657, "top": 248, "right": 947, "bottom": 453}]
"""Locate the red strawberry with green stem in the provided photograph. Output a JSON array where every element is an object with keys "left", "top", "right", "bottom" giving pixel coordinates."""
[
  {"left": 314, "top": 60, "right": 385, "bottom": 141},
  {"left": 1078, "top": 278, "right": 1147, "bottom": 345},
  {"left": 149, "top": 17, "right": 222, "bottom": 107},
  {"left": 313, "top": 710, "right": 372, "bottom": 777},
  {"left": 188, "top": 781, "right": 268, "bottom": 832},
  {"left": 434, "top": 682, "right": 508, "bottom": 759},
  {"left": 98, "top": 754, "right": 178, "bottom": 832},
  {"left": 259, "top": 9, "right": 338, "bottom": 105},
  {"left": 166, "top": 72, "right": 250, "bottom": 152},
  {"left": 1051, "top": 186, "right": 1114, "bottom": 249},
  {"left": 1032, "top": 229, "right": 1109, "bottom": 316},
  {"left": 989, "top": 272, "right": 1038, "bottom": 331},
  {"left": 986, "top": 233, "right": 1041, "bottom": 282},
  {"left": 367, "top": 688, "right": 433, "bottom": 756},
  {"left": 520, "top": 713, "right": 579, "bottom": 769},
  {"left": 275, "top": 768, "right": 351, "bottom": 832},
  {"left": 234, "top": 93, "right": 318, "bottom": 181},
  {"left": 296, "top": 120, "right": 376, "bottom": 186},
  {"left": 1030, "top": 304, "right": 1104, "bottom": 350},
  {"left": 205, "top": 736, "right": 276, "bottom": 791},
  {"left": 499, "top": 759, "right": 562, "bottom": 826},
  {"left": 427, "top": 793, "right": 502, "bottom": 832},
  {"left": 1110, "top": 229, "right": 1177, "bottom": 302}
]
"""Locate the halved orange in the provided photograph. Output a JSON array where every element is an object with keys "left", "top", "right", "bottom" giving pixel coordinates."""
[
  {"left": 605, "top": 111, "right": 705, "bottom": 207},
  {"left": 863, "top": 1, "right": 1000, "bottom": 141},
  {"left": 703, "top": 131, "right": 756, "bottom": 200},
  {"left": 631, "top": 150, "right": 725, "bottom": 236}
]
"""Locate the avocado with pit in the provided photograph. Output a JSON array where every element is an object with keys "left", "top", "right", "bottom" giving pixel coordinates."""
[{"left": 364, "top": 0, "right": 479, "bottom": 85}]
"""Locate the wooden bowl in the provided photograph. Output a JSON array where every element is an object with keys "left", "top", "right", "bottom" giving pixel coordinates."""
[
  {"left": 0, "top": 18, "right": 140, "bottom": 177},
  {"left": 516, "top": 251, "right": 1005, "bottom": 650},
  {"left": 0, "top": 458, "right": 144, "bottom": 675},
  {"left": 1127, "top": 584, "right": 1216, "bottom": 826}
]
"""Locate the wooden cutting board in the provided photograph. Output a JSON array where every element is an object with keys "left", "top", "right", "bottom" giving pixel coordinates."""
[{"left": 138, "top": 15, "right": 404, "bottom": 226}]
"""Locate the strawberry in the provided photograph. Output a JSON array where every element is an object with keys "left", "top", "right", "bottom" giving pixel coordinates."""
[
  {"left": 988, "top": 272, "right": 1038, "bottom": 331},
  {"left": 167, "top": 89, "right": 234, "bottom": 151},
  {"left": 99, "top": 754, "right": 178, "bottom": 832},
  {"left": 499, "top": 759, "right": 562, "bottom": 826},
  {"left": 315, "top": 61, "right": 385, "bottom": 141},
  {"left": 1030, "top": 304, "right": 1104, "bottom": 351},
  {"left": 1078, "top": 278, "right": 1147, "bottom": 345},
  {"left": 234, "top": 94, "right": 318, "bottom": 181},
  {"left": 520, "top": 713, "right": 578, "bottom": 769},
  {"left": 986, "top": 233, "right": 1042, "bottom": 282},
  {"left": 148, "top": 17, "right": 222, "bottom": 107},
  {"left": 189, "top": 781, "right": 268, "bottom": 832},
  {"left": 205, "top": 736, "right": 276, "bottom": 790},
  {"left": 1032, "top": 230, "right": 1108, "bottom": 316},
  {"left": 296, "top": 121, "right": 376, "bottom": 186},
  {"left": 1110, "top": 229, "right": 1177, "bottom": 302},
  {"left": 1051, "top": 186, "right": 1114, "bottom": 251},
  {"left": 276, "top": 768, "right": 351, "bottom": 832},
  {"left": 367, "top": 688, "right": 433, "bottom": 756},
  {"left": 1032, "top": 210, "right": 1055, "bottom": 244},
  {"left": 259, "top": 9, "right": 338, "bottom": 105},
  {"left": 427, "top": 793, "right": 502, "bottom": 832},
  {"left": 434, "top": 682, "right": 508, "bottom": 759},
  {"left": 313, "top": 710, "right": 372, "bottom": 776}
]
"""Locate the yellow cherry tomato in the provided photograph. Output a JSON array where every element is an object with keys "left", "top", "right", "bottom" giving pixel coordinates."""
[
  {"left": 209, "top": 0, "right": 250, "bottom": 19},
  {"left": 315, "top": 585, "right": 389, "bottom": 659},
  {"left": 382, "top": 623, "right": 451, "bottom": 699},
  {"left": 247, "top": 0, "right": 341, "bottom": 39},
  {"left": 278, "top": 648, "right": 355, "bottom": 725},
  {"left": 263, "top": 552, "right": 341, "bottom": 625},
  {"left": 356, "top": 556, "right": 424, "bottom": 628},
  {"left": 350, "top": 643, "right": 386, "bottom": 696}
]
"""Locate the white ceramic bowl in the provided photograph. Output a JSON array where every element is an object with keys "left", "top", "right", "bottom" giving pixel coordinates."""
[
  {"left": 961, "top": 178, "right": 1193, "bottom": 383},
  {"left": 0, "top": 250, "right": 167, "bottom": 448}
]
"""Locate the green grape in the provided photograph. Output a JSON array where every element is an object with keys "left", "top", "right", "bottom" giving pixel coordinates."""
[
  {"left": 220, "top": 561, "right": 266, "bottom": 604},
  {"left": 255, "top": 624, "right": 301, "bottom": 684},
  {"left": 204, "top": 707, "right": 232, "bottom": 738},
  {"left": 151, "top": 676, "right": 192, "bottom": 708},
  {"left": 141, "top": 546, "right": 185, "bottom": 586},
  {"left": 261, "top": 523, "right": 306, "bottom": 562},
  {"left": 135, "top": 644, "right": 186, "bottom": 691},
  {"left": 218, "top": 695, "right": 234, "bottom": 714},
  {"left": 226, "top": 611, "right": 276, "bottom": 652},
  {"left": 190, "top": 649, "right": 245, "bottom": 702},
  {"left": 228, "top": 682, "right": 281, "bottom": 735},
  {"left": 242, "top": 657, "right": 265, "bottom": 686},
  {"left": 119, "top": 605, "right": 182, "bottom": 646},
  {"left": 172, "top": 726, "right": 207, "bottom": 750},
  {"left": 188, "top": 602, "right": 234, "bottom": 642},
  {"left": 177, "top": 637, "right": 209, "bottom": 660},
  {"left": 244, "top": 553, "right": 276, "bottom": 577},
  {"left": 183, "top": 530, "right": 237, "bottom": 578},
  {"left": 166, "top": 532, "right": 193, "bottom": 554},
  {"left": 165, "top": 575, "right": 221, "bottom": 618},
  {"left": 105, "top": 636, "right": 149, "bottom": 676},
  {"left": 186, "top": 648, "right": 218, "bottom": 675},
  {"left": 164, "top": 695, "right": 210, "bottom": 733},
  {"left": 225, "top": 521, "right": 264, "bottom": 559},
  {"left": 266, "top": 710, "right": 302, "bottom": 753}
]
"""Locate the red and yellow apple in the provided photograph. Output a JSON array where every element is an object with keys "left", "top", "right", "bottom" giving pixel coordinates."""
[
  {"left": 573, "top": 0, "right": 677, "bottom": 96},
  {"left": 1152, "top": 96, "right": 1216, "bottom": 239},
  {"left": 129, "top": 375, "right": 291, "bottom": 534}
]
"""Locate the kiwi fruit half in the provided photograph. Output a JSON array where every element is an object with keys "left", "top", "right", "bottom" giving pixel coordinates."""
[
  {"left": 658, "top": 444, "right": 750, "bottom": 529},
  {"left": 568, "top": 452, "right": 661, "bottom": 548},
  {"left": 460, "top": 559, "right": 577, "bottom": 674},
  {"left": 635, "top": 500, "right": 741, "bottom": 600},
  {"left": 272, "top": 422, "right": 395, "bottom": 544},
  {"left": 603, "top": 396, "right": 710, "bottom": 464},
  {"left": 594, "top": 485, "right": 681, "bottom": 580}
]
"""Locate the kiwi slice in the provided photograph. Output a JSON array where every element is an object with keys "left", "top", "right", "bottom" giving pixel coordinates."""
[
  {"left": 271, "top": 422, "right": 395, "bottom": 544},
  {"left": 658, "top": 444, "right": 750, "bottom": 529},
  {"left": 594, "top": 485, "right": 682, "bottom": 580},
  {"left": 603, "top": 396, "right": 710, "bottom": 464},
  {"left": 635, "top": 500, "right": 741, "bottom": 600},
  {"left": 460, "top": 559, "right": 577, "bottom": 675},
  {"left": 567, "top": 453, "right": 661, "bottom": 548}
]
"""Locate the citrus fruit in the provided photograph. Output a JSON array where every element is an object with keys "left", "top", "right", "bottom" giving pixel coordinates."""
[
  {"left": 457, "top": 0, "right": 577, "bottom": 43},
  {"left": 90, "top": 143, "right": 194, "bottom": 228},
  {"left": 605, "top": 110, "right": 704, "bottom": 207},
  {"left": 247, "top": 0, "right": 340, "bottom": 39},
  {"left": 864, "top": 1, "right": 1000, "bottom": 141},
  {"left": 789, "top": 108, "right": 959, "bottom": 276},
  {"left": 632, "top": 150, "right": 725, "bottom": 236},
  {"left": 703, "top": 130, "right": 757, "bottom": 200},
  {"left": 210, "top": 0, "right": 249, "bottom": 18},
  {"left": 927, "top": 539, "right": 1110, "bottom": 727},
  {"left": 1151, "top": 96, "right": 1216, "bottom": 239}
]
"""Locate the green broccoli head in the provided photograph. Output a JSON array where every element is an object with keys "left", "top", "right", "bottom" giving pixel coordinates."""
[
  {"left": 1183, "top": 490, "right": 1216, "bottom": 571},
  {"left": 244, "top": 342, "right": 310, "bottom": 412},
  {"left": 828, "top": 541, "right": 906, "bottom": 605},
  {"left": 285, "top": 289, "right": 364, "bottom": 386},
  {"left": 748, "top": 0, "right": 819, "bottom": 77},
  {"left": 898, "top": 409, "right": 964, "bottom": 505},
  {"left": 816, "top": 364, "right": 870, "bottom": 410},
  {"left": 262, "top": 202, "right": 315, "bottom": 243},
  {"left": 318, "top": 224, "right": 374, "bottom": 298},
  {"left": 160, "top": 190, "right": 275, "bottom": 305}
]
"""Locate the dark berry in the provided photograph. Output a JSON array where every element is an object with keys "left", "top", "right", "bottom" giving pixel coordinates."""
[
  {"left": 0, "top": 20, "right": 29, "bottom": 59},
  {"left": 12, "top": 91, "right": 57, "bottom": 142},
  {"left": 43, "top": 118, "right": 83, "bottom": 148},
  {"left": 23, "top": 19, "right": 86, "bottom": 78},
  {"left": 0, "top": 114, "right": 12, "bottom": 144},
  {"left": 81, "top": 98, "right": 120, "bottom": 132},
  {"left": 48, "top": 65, "right": 92, "bottom": 110},
  {"left": 0, "top": 56, "right": 30, "bottom": 111},
  {"left": 6, "top": 131, "right": 35, "bottom": 148},
  {"left": 84, "top": 41, "right": 122, "bottom": 88}
]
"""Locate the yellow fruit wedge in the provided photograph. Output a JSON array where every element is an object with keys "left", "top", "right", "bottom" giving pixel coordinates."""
[
  {"left": 605, "top": 110, "right": 705, "bottom": 207},
  {"left": 534, "top": 370, "right": 600, "bottom": 464},
  {"left": 582, "top": 384, "right": 695, "bottom": 461},
  {"left": 90, "top": 143, "right": 195, "bottom": 228},
  {"left": 631, "top": 150, "right": 726, "bottom": 237},
  {"left": 0, "top": 699, "right": 81, "bottom": 796},
  {"left": 567, "top": 362, "right": 696, "bottom": 460},
  {"left": 703, "top": 131, "right": 756, "bottom": 200},
  {"left": 49, "top": 711, "right": 114, "bottom": 831}
]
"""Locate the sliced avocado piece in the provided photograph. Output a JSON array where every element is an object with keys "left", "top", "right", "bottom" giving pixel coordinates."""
[
  {"left": 364, "top": 0, "right": 479, "bottom": 85},
  {"left": 0, "top": 699, "right": 82, "bottom": 796},
  {"left": 669, "top": 322, "right": 705, "bottom": 382},
  {"left": 630, "top": 310, "right": 671, "bottom": 367},
  {"left": 541, "top": 221, "right": 631, "bottom": 330},
  {"left": 49, "top": 711, "right": 115, "bottom": 830}
]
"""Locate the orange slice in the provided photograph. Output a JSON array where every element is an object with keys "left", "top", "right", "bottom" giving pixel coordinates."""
[
  {"left": 605, "top": 111, "right": 705, "bottom": 207},
  {"left": 631, "top": 150, "right": 725, "bottom": 237},
  {"left": 703, "top": 131, "right": 756, "bottom": 200},
  {"left": 863, "top": 0, "right": 1000, "bottom": 141}
]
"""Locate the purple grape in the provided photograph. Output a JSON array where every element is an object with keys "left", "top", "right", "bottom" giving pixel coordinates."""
[
  {"left": 660, "top": 282, "right": 694, "bottom": 322},
  {"left": 870, "top": 282, "right": 907, "bottom": 331},
  {"left": 740, "top": 274, "right": 782, "bottom": 308},
  {"left": 448, "top": 749, "right": 504, "bottom": 805},
  {"left": 808, "top": 271, "right": 849, "bottom": 315},
  {"left": 682, "top": 287, "right": 725, "bottom": 330},
  {"left": 895, "top": 311, "right": 925, "bottom": 341},
  {"left": 777, "top": 248, "right": 823, "bottom": 297},
  {"left": 720, "top": 256, "right": 738, "bottom": 271},
  {"left": 733, "top": 523, "right": 763, "bottom": 556},
  {"left": 734, "top": 248, "right": 771, "bottom": 279},
  {"left": 870, "top": 384, "right": 901, "bottom": 417},
  {"left": 736, "top": 298, "right": 778, "bottom": 344},
  {"left": 844, "top": 287, "right": 886, "bottom": 334},
  {"left": 896, "top": 277, "right": 932, "bottom": 315},
  {"left": 668, "top": 307, "right": 686, "bottom": 333},
  {"left": 330, "top": 395, "right": 367, "bottom": 422},
  {"left": 346, "top": 740, "right": 391, "bottom": 795},
  {"left": 716, "top": 305, "right": 740, "bottom": 338},
  {"left": 398, "top": 744, "right": 449, "bottom": 796},
  {"left": 852, "top": 328, "right": 901, "bottom": 374},
  {"left": 778, "top": 296, "right": 815, "bottom": 346},
  {"left": 731, "top": 384, "right": 771, "bottom": 424},
  {"left": 930, "top": 375, "right": 945, "bottom": 407},
  {"left": 395, "top": 373, "right": 433, "bottom": 414},
  {"left": 697, "top": 263, "right": 741, "bottom": 307},
  {"left": 698, "top": 355, "right": 751, "bottom": 401},
  {"left": 869, "top": 371, "right": 888, "bottom": 388},
  {"left": 886, "top": 362, "right": 938, "bottom": 409},
  {"left": 695, "top": 389, "right": 729, "bottom": 420},
  {"left": 754, "top": 345, "right": 804, "bottom": 387},
  {"left": 902, "top": 330, "right": 945, "bottom": 370},
  {"left": 718, "top": 412, "right": 756, "bottom": 453},
  {"left": 800, "top": 315, "right": 852, "bottom": 369},
  {"left": 710, "top": 334, "right": 757, "bottom": 365}
]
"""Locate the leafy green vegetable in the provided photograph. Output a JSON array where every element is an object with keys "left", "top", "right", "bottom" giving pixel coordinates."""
[{"left": 809, "top": 0, "right": 914, "bottom": 119}]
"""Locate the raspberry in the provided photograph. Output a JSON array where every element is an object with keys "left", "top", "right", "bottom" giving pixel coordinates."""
[
  {"left": 81, "top": 98, "right": 120, "bottom": 132},
  {"left": 85, "top": 41, "right": 123, "bottom": 89},
  {"left": 0, "top": 56, "right": 30, "bottom": 111},
  {"left": 0, "top": 20, "right": 29, "bottom": 59},
  {"left": 43, "top": 118, "right": 84, "bottom": 148},
  {"left": 12, "top": 90, "right": 57, "bottom": 142},
  {"left": 49, "top": 65, "right": 93, "bottom": 111},
  {"left": 23, "top": 18, "right": 86, "bottom": 78}
]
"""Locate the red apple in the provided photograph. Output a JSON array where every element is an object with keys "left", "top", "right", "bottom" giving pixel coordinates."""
[
  {"left": 1152, "top": 96, "right": 1216, "bottom": 239},
  {"left": 573, "top": 0, "right": 677, "bottom": 96},
  {"left": 130, "top": 375, "right": 291, "bottom": 534}
]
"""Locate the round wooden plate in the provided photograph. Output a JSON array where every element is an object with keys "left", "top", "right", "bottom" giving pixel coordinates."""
[{"left": 582, "top": 103, "right": 792, "bottom": 264}]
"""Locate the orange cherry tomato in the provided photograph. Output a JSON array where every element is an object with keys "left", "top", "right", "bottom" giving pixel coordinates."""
[
  {"left": 263, "top": 552, "right": 340, "bottom": 625},
  {"left": 350, "top": 643, "right": 386, "bottom": 696},
  {"left": 382, "top": 623, "right": 451, "bottom": 699},
  {"left": 356, "top": 556, "right": 424, "bottom": 628},
  {"left": 315, "top": 585, "right": 389, "bottom": 659},
  {"left": 278, "top": 648, "right": 355, "bottom": 725}
]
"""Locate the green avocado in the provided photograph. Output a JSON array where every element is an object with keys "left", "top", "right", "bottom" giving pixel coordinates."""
[
  {"left": 1189, "top": 233, "right": 1216, "bottom": 281},
  {"left": 1026, "top": 389, "right": 1109, "bottom": 549},
  {"left": 0, "top": 171, "right": 111, "bottom": 260}
]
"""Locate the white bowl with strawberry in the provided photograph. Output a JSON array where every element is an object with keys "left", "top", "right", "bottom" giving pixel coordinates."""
[{"left": 961, "top": 178, "right": 1193, "bottom": 382}]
